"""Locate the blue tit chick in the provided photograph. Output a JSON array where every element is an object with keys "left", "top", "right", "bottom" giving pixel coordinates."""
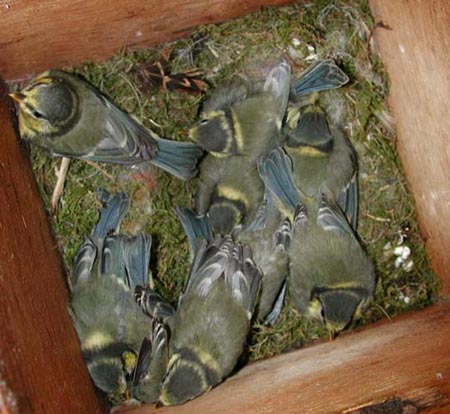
[
  {"left": 284, "top": 97, "right": 358, "bottom": 229},
  {"left": 193, "top": 59, "right": 291, "bottom": 234},
  {"left": 9, "top": 70, "right": 202, "bottom": 180},
  {"left": 137, "top": 235, "right": 262, "bottom": 406},
  {"left": 258, "top": 148, "right": 376, "bottom": 337},
  {"left": 176, "top": 200, "right": 289, "bottom": 325},
  {"left": 69, "top": 190, "right": 153, "bottom": 401}
]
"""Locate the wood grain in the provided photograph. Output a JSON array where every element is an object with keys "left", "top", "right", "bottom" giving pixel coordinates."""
[
  {"left": 0, "top": 0, "right": 294, "bottom": 82},
  {"left": 0, "top": 79, "right": 107, "bottom": 413},
  {"left": 124, "top": 302, "right": 450, "bottom": 414},
  {"left": 369, "top": 0, "right": 450, "bottom": 293}
]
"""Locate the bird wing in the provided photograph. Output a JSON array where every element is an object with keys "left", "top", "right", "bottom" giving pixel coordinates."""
[
  {"left": 175, "top": 206, "right": 213, "bottom": 258},
  {"left": 336, "top": 171, "right": 359, "bottom": 231},
  {"left": 91, "top": 189, "right": 130, "bottom": 240},
  {"left": 291, "top": 59, "right": 349, "bottom": 96},
  {"left": 131, "top": 322, "right": 169, "bottom": 402},
  {"left": 317, "top": 197, "right": 357, "bottom": 239},
  {"left": 71, "top": 237, "right": 97, "bottom": 288},
  {"left": 134, "top": 286, "right": 176, "bottom": 323},
  {"left": 257, "top": 148, "right": 301, "bottom": 211},
  {"left": 85, "top": 91, "right": 158, "bottom": 163},
  {"left": 225, "top": 243, "right": 262, "bottom": 318},
  {"left": 183, "top": 236, "right": 233, "bottom": 299},
  {"left": 263, "top": 59, "right": 291, "bottom": 122}
]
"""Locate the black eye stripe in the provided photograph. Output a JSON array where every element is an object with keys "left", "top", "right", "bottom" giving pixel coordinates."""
[{"left": 24, "top": 102, "right": 45, "bottom": 119}]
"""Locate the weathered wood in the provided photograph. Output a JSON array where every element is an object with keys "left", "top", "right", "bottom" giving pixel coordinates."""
[
  {"left": 0, "top": 0, "right": 294, "bottom": 82},
  {"left": 127, "top": 302, "right": 450, "bottom": 414},
  {"left": 369, "top": 0, "right": 450, "bottom": 294},
  {"left": 0, "top": 79, "right": 107, "bottom": 413}
]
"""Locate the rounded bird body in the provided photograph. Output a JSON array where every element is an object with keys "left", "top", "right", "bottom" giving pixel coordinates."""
[
  {"left": 157, "top": 236, "right": 262, "bottom": 406},
  {"left": 10, "top": 70, "right": 202, "bottom": 180},
  {"left": 196, "top": 154, "right": 264, "bottom": 234},
  {"left": 288, "top": 204, "right": 376, "bottom": 334},
  {"left": 192, "top": 60, "right": 291, "bottom": 233},
  {"left": 284, "top": 102, "right": 357, "bottom": 219},
  {"left": 258, "top": 148, "right": 376, "bottom": 335},
  {"left": 191, "top": 84, "right": 282, "bottom": 158},
  {"left": 69, "top": 191, "right": 154, "bottom": 400},
  {"left": 175, "top": 204, "right": 289, "bottom": 324}
]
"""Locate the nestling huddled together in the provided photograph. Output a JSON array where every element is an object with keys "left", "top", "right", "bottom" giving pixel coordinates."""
[{"left": 10, "top": 57, "right": 377, "bottom": 407}]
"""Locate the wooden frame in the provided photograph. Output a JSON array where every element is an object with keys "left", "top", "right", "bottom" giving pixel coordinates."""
[{"left": 0, "top": 1, "right": 449, "bottom": 413}]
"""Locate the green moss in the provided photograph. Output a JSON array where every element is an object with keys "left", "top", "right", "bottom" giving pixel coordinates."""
[{"left": 26, "top": 1, "right": 439, "bottom": 363}]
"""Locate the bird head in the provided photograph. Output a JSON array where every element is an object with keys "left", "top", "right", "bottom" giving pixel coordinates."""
[
  {"left": 189, "top": 110, "right": 234, "bottom": 156},
  {"left": 9, "top": 71, "right": 79, "bottom": 139},
  {"left": 87, "top": 356, "right": 128, "bottom": 397},
  {"left": 313, "top": 288, "right": 364, "bottom": 337},
  {"left": 285, "top": 105, "right": 333, "bottom": 154},
  {"left": 159, "top": 352, "right": 211, "bottom": 406}
]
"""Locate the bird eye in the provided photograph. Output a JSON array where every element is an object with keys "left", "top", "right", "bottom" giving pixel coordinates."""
[{"left": 31, "top": 109, "right": 45, "bottom": 119}]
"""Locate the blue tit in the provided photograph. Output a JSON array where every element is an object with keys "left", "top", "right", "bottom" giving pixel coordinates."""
[
  {"left": 284, "top": 97, "right": 358, "bottom": 229},
  {"left": 189, "top": 59, "right": 290, "bottom": 157},
  {"left": 140, "top": 235, "right": 261, "bottom": 406},
  {"left": 285, "top": 60, "right": 356, "bottom": 227},
  {"left": 176, "top": 203, "right": 289, "bottom": 325},
  {"left": 258, "top": 148, "right": 376, "bottom": 336},
  {"left": 195, "top": 153, "right": 265, "bottom": 234},
  {"left": 192, "top": 59, "right": 292, "bottom": 233},
  {"left": 69, "top": 190, "right": 153, "bottom": 401},
  {"left": 9, "top": 70, "right": 203, "bottom": 180}
]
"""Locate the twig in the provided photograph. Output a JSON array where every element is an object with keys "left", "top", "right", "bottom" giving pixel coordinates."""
[
  {"left": 51, "top": 157, "right": 71, "bottom": 212},
  {"left": 84, "top": 160, "right": 115, "bottom": 180}
]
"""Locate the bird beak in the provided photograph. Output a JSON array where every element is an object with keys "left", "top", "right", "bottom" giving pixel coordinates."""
[{"left": 8, "top": 92, "right": 26, "bottom": 104}]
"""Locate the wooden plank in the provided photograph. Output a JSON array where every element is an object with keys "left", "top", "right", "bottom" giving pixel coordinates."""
[
  {"left": 126, "top": 302, "right": 450, "bottom": 414},
  {"left": 0, "top": 0, "right": 294, "bottom": 82},
  {"left": 369, "top": 0, "right": 450, "bottom": 294},
  {"left": 0, "top": 79, "right": 107, "bottom": 413}
]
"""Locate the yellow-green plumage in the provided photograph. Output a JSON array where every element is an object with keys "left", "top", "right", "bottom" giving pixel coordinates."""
[
  {"left": 284, "top": 101, "right": 356, "bottom": 215},
  {"left": 69, "top": 191, "right": 153, "bottom": 400},
  {"left": 288, "top": 203, "right": 375, "bottom": 334},
  {"left": 196, "top": 154, "right": 264, "bottom": 234},
  {"left": 155, "top": 236, "right": 261, "bottom": 406},
  {"left": 236, "top": 199, "right": 290, "bottom": 323},
  {"left": 258, "top": 148, "right": 376, "bottom": 335},
  {"left": 11, "top": 70, "right": 202, "bottom": 180},
  {"left": 193, "top": 60, "right": 291, "bottom": 233}
]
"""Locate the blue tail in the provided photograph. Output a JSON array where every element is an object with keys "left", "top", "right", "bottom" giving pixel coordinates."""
[
  {"left": 122, "top": 233, "right": 152, "bottom": 288},
  {"left": 72, "top": 191, "right": 129, "bottom": 287},
  {"left": 175, "top": 206, "right": 213, "bottom": 257},
  {"left": 152, "top": 137, "right": 203, "bottom": 180},
  {"left": 257, "top": 148, "right": 301, "bottom": 211},
  {"left": 91, "top": 189, "right": 129, "bottom": 240},
  {"left": 264, "top": 58, "right": 291, "bottom": 120},
  {"left": 291, "top": 59, "right": 349, "bottom": 97}
]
